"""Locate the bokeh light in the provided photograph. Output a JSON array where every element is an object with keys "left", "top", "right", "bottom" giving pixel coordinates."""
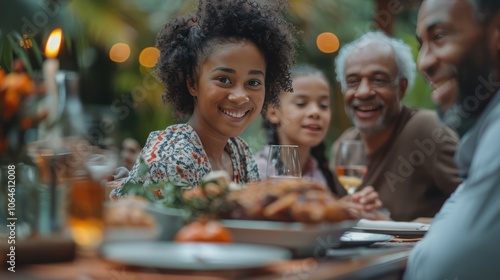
[
  {"left": 139, "top": 47, "right": 160, "bottom": 68},
  {"left": 109, "top": 43, "right": 131, "bottom": 63},
  {"left": 316, "top": 32, "right": 340, "bottom": 54}
]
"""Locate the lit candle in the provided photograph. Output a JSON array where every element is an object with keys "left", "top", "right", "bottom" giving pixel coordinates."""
[
  {"left": 41, "top": 28, "right": 62, "bottom": 140},
  {"left": 41, "top": 28, "right": 63, "bottom": 234}
]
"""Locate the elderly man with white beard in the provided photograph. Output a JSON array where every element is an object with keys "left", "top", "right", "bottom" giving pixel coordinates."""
[{"left": 330, "top": 31, "right": 462, "bottom": 221}]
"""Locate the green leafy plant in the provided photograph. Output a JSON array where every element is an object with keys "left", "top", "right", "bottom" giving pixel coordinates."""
[
  {"left": 117, "top": 157, "right": 232, "bottom": 221},
  {"left": 0, "top": 31, "right": 42, "bottom": 75}
]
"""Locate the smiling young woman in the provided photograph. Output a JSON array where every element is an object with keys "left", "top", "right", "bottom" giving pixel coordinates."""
[{"left": 112, "top": 0, "right": 298, "bottom": 199}]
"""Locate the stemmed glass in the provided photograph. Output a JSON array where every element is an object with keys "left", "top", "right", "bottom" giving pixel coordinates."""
[
  {"left": 67, "top": 108, "right": 119, "bottom": 257},
  {"left": 335, "top": 140, "right": 367, "bottom": 195},
  {"left": 266, "top": 145, "right": 301, "bottom": 179}
]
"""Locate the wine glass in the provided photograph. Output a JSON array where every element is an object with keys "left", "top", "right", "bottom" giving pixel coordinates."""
[
  {"left": 335, "top": 140, "right": 367, "bottom": 195},
  {"left": 266, "top": 145, "right": 301, "bottom": 179},
  {"left": 67, "top": 107, "right": 119, "bottom": 257}
]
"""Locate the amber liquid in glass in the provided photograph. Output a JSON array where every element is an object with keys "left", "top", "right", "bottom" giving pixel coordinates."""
[
  {"left": 68, "top": 178, "right": 104, "bottom": 254},
  {"left": 336, "top": 165, "right": 366, "bottom": 194}
]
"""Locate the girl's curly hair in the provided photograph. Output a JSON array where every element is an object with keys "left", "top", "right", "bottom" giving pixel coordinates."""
[{"left": 155, "top": 0, "right": 298, "bottom": 119}]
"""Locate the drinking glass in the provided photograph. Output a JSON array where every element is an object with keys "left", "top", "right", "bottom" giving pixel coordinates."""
[
  {"left": 84, "top": 106, "right": 120, "bottom": 198},
  {"left": 67, "top": 166, "right": 104, "bottom": 257},
  {"left": 266, "top": 145, "right": 301, "bottom": 179},
  {"left": 335, "top": 140, "right": 367, "bottom": 195},
  {"left": 67, "top": 107, "right": 119, "bottom": 257},
  {"left": 67, "top": 146, "right": 117, "bottom": 257}
]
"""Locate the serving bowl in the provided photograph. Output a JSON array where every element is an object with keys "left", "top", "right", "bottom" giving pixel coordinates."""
[
  {"left": 103, "top": 201, "right": 186, "bottom": 243},
  {"left": 221, "top": 219, "right": 357, "bottom": 257},
  {"left": 146, "top": 206, "right": 186, "bottom": 240}
]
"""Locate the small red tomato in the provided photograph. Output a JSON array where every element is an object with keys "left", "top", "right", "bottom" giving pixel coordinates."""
[{"left": 174, "top": 219, "right": 232, "bottom": 243}]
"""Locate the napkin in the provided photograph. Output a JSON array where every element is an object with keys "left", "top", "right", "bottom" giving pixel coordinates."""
[{"left": 355, "top": 219, "right": 430, "bottom": 231}]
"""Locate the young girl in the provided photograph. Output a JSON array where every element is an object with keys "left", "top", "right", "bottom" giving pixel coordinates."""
[
  {"left": 117, "top": 0, "right": 298, "bottom": 190},
  {"left": 256, "top": 65, "right": 385, "bottom": 217},
  {"left": 256, "top": 65, "right": 334, "bottom": 189}
]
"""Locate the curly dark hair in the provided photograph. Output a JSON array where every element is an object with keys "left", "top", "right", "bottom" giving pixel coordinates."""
[{"left": 155, "top": 0, "right": 298, "bottom": 119}]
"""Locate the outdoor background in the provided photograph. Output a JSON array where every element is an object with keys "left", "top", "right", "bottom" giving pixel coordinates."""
[{"left": 1, "top": 0, "right": 431, "bottom": 158}]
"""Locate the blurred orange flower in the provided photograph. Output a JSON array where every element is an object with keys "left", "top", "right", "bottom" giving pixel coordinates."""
[{"left": 0, "top": 59, "right": 47, "bottom": 161}]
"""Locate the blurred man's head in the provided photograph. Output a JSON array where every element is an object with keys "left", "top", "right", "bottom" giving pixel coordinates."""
[
  {"left": 121, "top": 138, "right": 141, "bottom": 170},
  {"left": 335, "top": 31, "right": 415, "bottom": 136},
  {"left": 416, "top": 0, "right": 500, "bottom": 133}
]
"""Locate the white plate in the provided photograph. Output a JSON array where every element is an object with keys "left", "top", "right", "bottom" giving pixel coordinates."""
[
  {"left": 221, "top": 219, "right": 357, "bottom": 256},
  {"left": 352, "top": 228, "right": 427, "bottom": 237},
  {"left": 339, "top": 231, "right": 394, "bottom": 247},
  {"left": 352, "top": 219, "right": 429, "bottom": 237},
  {"left": 101, "top": 242, "right": 291, "bottom": 270}
]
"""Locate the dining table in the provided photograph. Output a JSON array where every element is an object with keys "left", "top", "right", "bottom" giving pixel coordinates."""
[{"left": 1, "top": 239, "right": 415, "bottom": 280}]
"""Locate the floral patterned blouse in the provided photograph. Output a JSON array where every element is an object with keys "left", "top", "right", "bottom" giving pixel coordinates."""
[{"left": 120, "top": 124, "right": 260, "bottom": 190}]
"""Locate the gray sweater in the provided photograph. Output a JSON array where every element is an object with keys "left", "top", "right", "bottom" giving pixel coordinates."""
[{"left": 405, "top": 91, "right": 500, "bottom": 279}]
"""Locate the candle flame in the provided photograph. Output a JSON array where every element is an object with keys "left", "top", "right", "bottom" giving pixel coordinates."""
[{"left": 45, "top": 28, "right": 63, "bottom": 58}]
